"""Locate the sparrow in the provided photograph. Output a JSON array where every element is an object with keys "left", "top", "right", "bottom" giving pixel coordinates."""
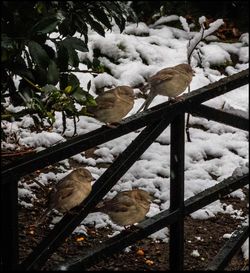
[
  {"left": 137, "top": 63, "right": 193, "bottom": 113},
  {"left": 87, "top": 86, "right": 135, "bottom": 127},
  {"left": 93, "top": 189, "right": 153, "bottom": 228},
  {"left": 35, "top": 167, "right": 93, "bottom": 225}
]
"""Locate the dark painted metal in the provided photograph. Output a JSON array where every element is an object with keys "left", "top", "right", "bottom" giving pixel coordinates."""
[
  {"left": 184, "top": 173, "right": 249, "bottom": 215},
  {"left": 2, "top": 69, "right": 248, "bottom": 183},
  {"left": 0, "top": 177, "right": 19, "bottom": 270},
  {"left": 169, "top": 114, "right": 185, "bottom": 271},
  {"left": 188, "top": 104, "right": 249, "bottom": 131},
  {"left": 206, "top": 225, "right": 249, "bottom": 270},
  {"left": 21, "top": 117, "right": 173, "bottom": 270},
  {"left": 64, "top": 210, "right": 180, "bottom": 271},
  {"left": 55, "top": 172, "right": 248, "bottom": 271},
  {"left": 1, "top": 69, "right": 248, "bottom": 270}
]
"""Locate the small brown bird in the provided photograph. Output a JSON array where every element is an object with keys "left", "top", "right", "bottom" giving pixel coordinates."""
[
  {"left": 35, "top": 167, "right": 93, "bottom": 225},
  {"left": 137, "top": 63, "right": 193, "bottom": 112},
  {"left": 87, "top": 86, "right": 134, "bottom": 127},
  {"left": 94, "top": 189, "right": 153, "bottom": 228}
]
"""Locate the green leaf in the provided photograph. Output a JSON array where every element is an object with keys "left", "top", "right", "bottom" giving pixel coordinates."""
[
  {"left": 71, "top": 87, "right": 87, "bottom": 104},
  {"left": 86, "top": 93, "right": 97, "bottom": 106},
  {"left": 68, "top": 73, "right": 80, "bottom": 90},
  {"left": 67, "top": 47, "right": 79, "bottom": 67},
  {"left": 90, "top": 7, "right": 112, "bottom": 30},
  {"left": 42, "top": 44, "right": 56, "bottom": 59},
  {"left": 28, "top": 40, "right": 50, "bottom": 68},
  {"left": 60, "top": 38, "right": 81, "bottom": 67},
  {"left": 57, "top": 44, "right": 69, "bottom": 71},
  {"left": 58, "top": 18, "right": 71, "bottom": 36},
  {"left": 62, "top": 37, "right": 88, "bottom": 52},
  {"left": 1, "top": 34, "right": 18, "bottom": 51},
  {"left": 41, "top": 84, "right": 58, "bottom": 94},
  {"left": 86, "top": 14, "right": 105, "bottom": 36},
  {"left": 59, "top": 73, "right": 80, "bottom": 92},
  {"left": 64, "top": 101, "right": 77, "bottom": 116},
  {"left": 47, "top": 60, "right": 59, "bottom": 85},
  {"left": 74, "top": 15, "right": 89, "bottom": 43},
  {"left": 34, "top": 2, "right": 47, "bottom": 14},
  {"left": 31, "top": 16, "right": 59, "bottom": 34},
  {"left": 33, "top": 66, "right": 48, "bottom": 86},
  {"left": 59, "top": 73, "right": 69, "bottom": 90}
]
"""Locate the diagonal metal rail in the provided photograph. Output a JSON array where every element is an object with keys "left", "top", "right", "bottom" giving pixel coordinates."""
[
  {"left": 56, "top": 173, "right": 248, "bottom": 270},
  {"left": 1, "top": 68, "right": 248, "bottom": 271},
  {"left": 206, "top": 225, "right": 249, "bottom": 271},
  {"left": 2, "top": 69, "right": 248, "bottom": 183},
  {"left": 20, "top": 115, "right": 175, "bottom": 270}
]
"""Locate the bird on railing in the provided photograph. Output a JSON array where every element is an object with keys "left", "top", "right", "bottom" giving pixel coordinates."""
[
  {"left": 87, "top": 85, "right": 135, "bottom": 127},
  {"left": 136, "top": 63, "right": 194, "bottom": 113},
  {"left": 35, "top": 167, "right": 93, "bottom": 225},
  {"left": 92, "top": 189, "right": 153, "bottom": 229}
]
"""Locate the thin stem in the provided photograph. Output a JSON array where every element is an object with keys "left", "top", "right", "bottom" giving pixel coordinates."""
[
  {"left": 22, "top": 77, "right": 43, "bottom": 92},
  {"left": 185, "top": 85, "right": 192, "bottom": 142}
]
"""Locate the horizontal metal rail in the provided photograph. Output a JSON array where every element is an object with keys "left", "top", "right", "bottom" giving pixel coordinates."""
[
  {"left": 188, "top": 104, "right": 249, "bottom": 131},
  {"left": 183, "top": 173, "right": 249, "bottom": 215},
  {"left": 55, "top": 172, "right": 249, "bottom": 270},
  {"left": 206, "top": 225, "right": 249, "bottom": 270},
  {"left": 20, "top": 117, "right": 174, "bottom": 270},
  {"left": 2, "top": 69, "right": 248, "bottom": 183},
  {"left": 1, "top": 68, "right": 248, "bottom": 271}
]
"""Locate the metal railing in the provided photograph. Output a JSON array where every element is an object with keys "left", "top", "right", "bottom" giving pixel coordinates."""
[{"left": 1, "top": 69, "right": 249, "bottom": 271}]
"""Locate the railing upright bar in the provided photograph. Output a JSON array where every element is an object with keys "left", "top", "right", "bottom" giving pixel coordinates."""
[
  {"left": 20, "top": 117, "right": 173, "bottom": 270},
  {"left": 206, "top": 225, "right": 249, "bottom": 270},
  {"left": 0, "top": 177, "right": 19, "bottom": 270},
  {"left": 59, "top": 172, "right": 248, "bottom": 271},
  {"left": 169, "top": 113, "right": 185, "bottom": 271}
]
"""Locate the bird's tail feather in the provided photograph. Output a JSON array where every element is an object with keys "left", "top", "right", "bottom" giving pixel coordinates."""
[
  {"left": 136, "top": 92, "right": 156, "bottom": 113},
  {"left": 34, "top": 207, "right": 51, "bottom": 226}
]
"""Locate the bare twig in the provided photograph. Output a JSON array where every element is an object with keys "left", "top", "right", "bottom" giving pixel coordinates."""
[
  {"left": 185, "top": 85, "right": 192, "bottom": 142},
  {"left": 187, "top": 24, "right": 205, "bottom": 64}
]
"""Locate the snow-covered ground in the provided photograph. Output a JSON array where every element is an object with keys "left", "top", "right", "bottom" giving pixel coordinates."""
[{"left": 2, "top": 15, "right": 249, "bottom": 259}]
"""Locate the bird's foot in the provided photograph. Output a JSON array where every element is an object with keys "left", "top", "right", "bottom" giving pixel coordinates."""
[
  {"left": 67, "top": 210, "right": 80, "bottom": 216},
  {"left": 106, "top": 122, "right": 120, "bottom": 128},
  {"left": 123, "top": 224, "right": 141, "bottom": 233},
  {"left": 169, "top": 96, "right": 184, "bottom": 103}
]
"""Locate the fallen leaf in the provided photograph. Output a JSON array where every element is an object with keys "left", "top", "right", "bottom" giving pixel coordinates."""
[
  {"left": 145, "top": 259, "right": 154, "bottom": 266},
  {"left": 136, "top": 249, "right": 144, "bottom": 256}
]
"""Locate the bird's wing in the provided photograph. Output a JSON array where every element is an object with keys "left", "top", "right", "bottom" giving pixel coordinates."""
[
  {"left": 92, "top": 93, "right": 117, "bottom": 110},
  {"left": 150, "top": 69, "right": 175, "bottom": 85},
  {"left": 101, "top": 195, "right": 134, "bottom": 212},
  {"left": 50, "top": 186, "right": 75, "bottom": 201}
]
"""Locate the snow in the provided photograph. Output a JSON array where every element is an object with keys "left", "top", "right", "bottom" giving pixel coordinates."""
[
  {"left": 239, "top": 33, "right": 249, "bottom": 45},
  {"left": 242, "top": 238, "right": 249, "bottom": 260},
  {"left": 2, "top": 14, "right": 248, "bottom": 249},
  {"left": 191, "top": 249, "right": 200, "bottom": 257},
  {"left": 187, "top": 17, "right": 225, "bottom": 61},
  {"left": 199, "top": 44, "right": 232, "bottom": 67},
  {"left": 152, "top": 15, "right": 180, "bottom": 27},
  {"left": 223, "top": 233, "right": 233, "bottom": 239},
  {"left": 124, "top": 22, "right": 149, "bottom": 36}
]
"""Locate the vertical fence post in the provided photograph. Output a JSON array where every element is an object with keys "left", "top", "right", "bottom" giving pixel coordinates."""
[
  {"left": 169, "top": 113, "right": 185, "bottom": 270},
  {"left": 0, "top": 177, "right": 19, "bottom": 270}
]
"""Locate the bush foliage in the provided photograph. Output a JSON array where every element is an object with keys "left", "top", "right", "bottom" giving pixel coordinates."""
[{"left": 1, "top": 1, "right": 136, "bottom": 133}]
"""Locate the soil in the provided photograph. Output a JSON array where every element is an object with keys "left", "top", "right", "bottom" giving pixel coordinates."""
[{"left": 16, "top": 164, "right": 248, "bottom": 271}]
